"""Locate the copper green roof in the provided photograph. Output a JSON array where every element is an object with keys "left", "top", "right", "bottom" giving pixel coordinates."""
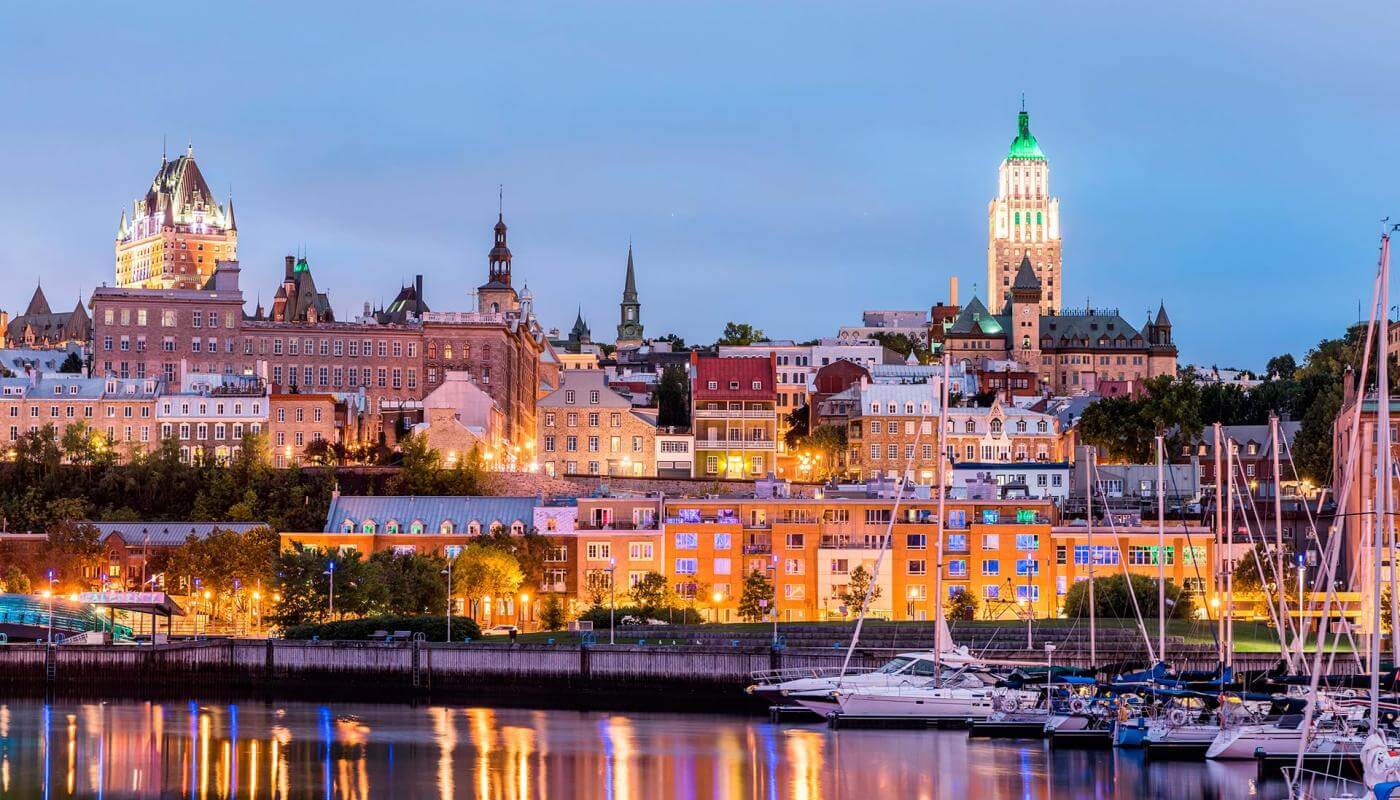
[{"left": 1008, "top": 110, "right": 1045, "bottom": 160}]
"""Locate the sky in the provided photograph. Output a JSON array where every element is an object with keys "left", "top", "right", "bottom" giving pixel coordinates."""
[{"left": 0, "top": 2, "right": 1395, "bottom": 370}]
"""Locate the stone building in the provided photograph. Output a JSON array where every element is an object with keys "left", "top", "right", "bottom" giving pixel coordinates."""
[
  {"left": 409, "top": 370, "right": 505, "bottom": 466},
  {"left": 156, "top": 372, "right": 268, "bottom": 464},
  {"left": 987, "top": 102, "right": 1061, "bottom": 314},
  {"left": 944, "top": 258, "right": 1177, "bottom": 395},
  {"left": 4, "top": 285, "right": 90, "bottom": 349},
  {"left": 0, "top": 372, "right": 161, "bottom": 460},
  {"left": 115, "top": 146, "right": 238, "bottom": 290},
  {"left": 269, "top": 392, "right": 340, "bottom": 467},
  {"left": 538, "top": 370, "right": 656, "bottom": 477}
]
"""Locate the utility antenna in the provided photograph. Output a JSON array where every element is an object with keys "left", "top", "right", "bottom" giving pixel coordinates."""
[{"left": 1020, "top": 92, "right": 1026, "bottom": 112}]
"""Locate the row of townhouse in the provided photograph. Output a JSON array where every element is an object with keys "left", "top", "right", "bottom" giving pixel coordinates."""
[
  {"left": 292, "top": 493, "right": 1219, "bottom": 625},
  {"left": 0, "top": 369, "right": 353, "bottom": 466}
]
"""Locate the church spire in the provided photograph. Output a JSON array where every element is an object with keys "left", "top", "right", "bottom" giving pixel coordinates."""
[{"left": 616, "top": 243, "right": 644, "bottom": 348}]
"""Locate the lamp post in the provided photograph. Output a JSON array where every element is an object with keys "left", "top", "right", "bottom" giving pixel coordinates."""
[
  {"left": 711, "top": 590, "right": 723, "bottom": 624},
  {"left": 1045, "top": 642, "right": 1057, "bottom": 697},
  {"left": 518, "top": 593, "right": 529, "bottom": 631},
  {"left": 323, "top": 561, "right": 336, "bottom": 619},
  {"left": 770, "top": 554, "right": 779, "bottom": 646},
  {"left": 442, "top": 553, "right": 454, "bottom": 643},
  {"left": 608, "top": 557, "right": 617, "bottom": 645},
  {"left": 45, "top": 570, "right": 56, "bottom": 645}
]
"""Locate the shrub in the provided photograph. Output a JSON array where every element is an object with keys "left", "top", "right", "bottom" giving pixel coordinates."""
[
  {"left": 576, "top": 604, "right": 704, "bottom": 628},
  {"left": 282, "top": 614, "right": 481, "bottom": 642}
]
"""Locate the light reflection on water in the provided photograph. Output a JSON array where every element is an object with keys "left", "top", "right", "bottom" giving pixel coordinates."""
[{"left": 0, "top": 699, "right": 1301, "bottom": 799}]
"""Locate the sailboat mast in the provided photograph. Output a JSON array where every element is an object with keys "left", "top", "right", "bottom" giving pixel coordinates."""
[
  {"left": 1226, "top": 438, "right": 1236, "bottom": 668},
  {"left": 1373, "top": 230, "right": 1392, "bottom": 727},
  {"left": 1156, "top": 435, "right": 1167, "bottom": 664},
  {"left": 934, "top": 351, "right": 950, "bottom": 675},
  {"left": 1214, "top": 422, "right": 1225, "bottom": 663},
  {"left": 1270, "top": 413, "right": 1289, "bottom": 668},
  {"left": 1087, "top": 447, "right": 1097, "bottom": 667}
]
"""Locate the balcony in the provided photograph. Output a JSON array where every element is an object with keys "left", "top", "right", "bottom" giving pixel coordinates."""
[
  {"left": 693, "top": 438, "right": 777, "bottom": 451},
  {"left": 538, "top": 581, "right": 567, "bottom": 593},
  {"left": 693, "top": 409, "right": 776, "bottom": 420},
  {"left": 741, "top": 543, "right": 773, "bottom": 555},
  {"left": 575, "top": 519, "right": 659, "bottom": 531}
]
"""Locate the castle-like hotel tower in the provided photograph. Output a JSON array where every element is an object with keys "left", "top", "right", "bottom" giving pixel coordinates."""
[
  {"left": 986, "top": 101, "right": 1060, "bottom": 314},
  {"left": 115, "top": 145, "right": 238, "bottom": 290}
]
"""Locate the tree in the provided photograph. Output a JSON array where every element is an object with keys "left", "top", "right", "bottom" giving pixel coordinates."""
[
  {"left": 2, "top": 565, "right": 31, "bottom": 594},
  {"left": 871, "top": 332, "right": 932, "bottom": 365},
  {"left": 737, "top": 568, "right": 774, "bottom": 622},
  {"left": 946, "top": 590, "right": 978, "bottom": 622},
  {"left": 583, "top": 570, "right": 611, "bottom": 607},
  {"left": 451, "top": 543, "right": 523, "bottom": 617},
  {"left": 540, "top": 595, "right": 567, "bottom": 631},
  {"left": 1267, "top": 353, "right": 1298, "bottom": 381},
  {"left": 838, "top": 565, "right": 882, "bottom": 613},
  {"left": 478, "top": 527, "right": 551, "bottom": 591},
  {"left": 389, "top": 433, "right": 482, "bottom": 495},
  {"left": 1061, "top": 574, "right": 1194, "bottom": 620},
  {"left": 165, "top": 526, "right": 278, "bottom": 618},
  {"left": 628, "top": 571, "right": 671, "bottom": 613},
  {"left": 1077, "top": 375, "right": 1202, "bottom": 463},
  {"left": 787, "top": 423, "right": 846, "bottom": 481},
  {"left": 366, "top": 550, "right": 448, "bottom": 616},
  {"left": 270, "top": 546, "right": 377, "bottom": 627},
  {"left": 656, "top": 364, "right": 690, "bottom": 428},
  {"left": 58, "top": 352, "right": 83, "bottom": 374},
  {"left": 716, "top": 322, "right": 765, "bottom": 347},
  {"left": 657, "top": 333, "right": 686, "bottom": 350},
  {"left": 40, "top": 521, "right": 107, "bottom": 591},
  {"left": 783, "top": 404, "right": 810, "bottom": 446}
]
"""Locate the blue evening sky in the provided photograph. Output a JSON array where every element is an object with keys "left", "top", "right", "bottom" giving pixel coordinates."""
[{"left": 0, "top": 2, "right": 1394, "bottom": 369}]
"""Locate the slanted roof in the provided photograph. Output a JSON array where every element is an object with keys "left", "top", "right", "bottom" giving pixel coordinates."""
[
  {"left": 84, "top": 521, "right": 269, "bottom": 547},
  {"left": 1012, "top": 255, "right": 1041, "bottom": 291},
  {"left": 323, "top": 496, "right": 541, "bottom": 534},
  {"left": 1008, "top": 109, "right": 1046, "bottom": 160},
  {"left": 24, "top": 285, "right": 50, "bottom": 316},
  {"left": 946, "top": 297, "right": 1006, "bottom": 336},
  {"left": 692, "top": 354, "right": 775, "bottom": 401}
]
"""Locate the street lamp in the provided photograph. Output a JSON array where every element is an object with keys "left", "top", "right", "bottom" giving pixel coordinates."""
[
  {"left": 323, "top": 561, "right": 336, "bottom": 619},
  {"left": 769, "top": 554, "right": 780, "bottom": 646},
  {"left": 442, "top": 555, "right": 454, "bottom": 643},
  {"left": 608, "top": 557, "right": 617, "bottom": 645},
  {"left": 712, "top": 590, "right": 723, "bottom": 624},
  {"left": 519, "top": 593, "right": 529, "bottom": 630},
  {"left": 44, "top": 569, "right": 56, "bottom": 645}
]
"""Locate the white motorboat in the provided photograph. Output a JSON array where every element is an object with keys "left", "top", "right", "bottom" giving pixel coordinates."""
[
  {"left": 823, "top": 674, "right": 1036, "bottom": 724},
  {"left": 746, "top": 647, "right": 979, "bottom": 710}
]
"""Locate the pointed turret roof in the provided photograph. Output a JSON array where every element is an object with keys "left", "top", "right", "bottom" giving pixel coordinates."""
[
  {"left": 1007, "top": 102, "right": 1046, "bottom": 161},
  {"left": 1154, "top": 302, "right": 1171, "bottom": 327},
  {"left": 623, "top": 244, "right": 638, "bottom": 300},
  {"left": 24, "top": 284, "right": 51, "bottom": 316},
  {"left": 947, "top": 295, "right": 1006, "bottom": 336},
  {"left": 226, "top": 197, "right": 237, "bottom": 231},
  {"left": 1012, "top": 255, "right": 1040, "bottom": 291}
]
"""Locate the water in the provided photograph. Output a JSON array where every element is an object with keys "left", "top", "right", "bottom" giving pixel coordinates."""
[{"left": 0, "top": 698, "right": 1303, "bottom": 798}]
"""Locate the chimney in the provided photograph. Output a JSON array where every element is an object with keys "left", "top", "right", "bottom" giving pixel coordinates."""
[
  {"left": 284, "top": 255, "right": 295, "bottom": 278},
  {"left": 415, "top": 274, "right": 425, "bottom": 313},
  {"left": 950, "top": 276, "right": 959, "bottom": 306}
]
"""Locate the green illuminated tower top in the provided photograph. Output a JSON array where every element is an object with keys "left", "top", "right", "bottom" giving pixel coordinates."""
[{"left": 1007, "top": 98, "right": 1046, "bottom": 160}]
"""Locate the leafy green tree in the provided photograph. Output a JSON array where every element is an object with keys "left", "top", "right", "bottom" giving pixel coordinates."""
[
  {"left": 945, "top": 590, "right": 979, "bottom": 621},
  {"left": 871, "top": 332, "right": 932, "bottom": 364},
  {"left": 2, "top": 565, "right": 32, "bottom": 594},
  {"left": 737, "top": 568, "right": 774, "bottom": 622},
  {"left": 656, "top": 364, "right": 690, "bottom": 428},
  {"left": 478, "top": 526, "right": 551, "bottom": 591},
  {"left": 58, "top": 352, "right": 83, "bottom": 374},
  {"left": 783, "top": 404, "right": 810, "bottom": 445},
  {"left": 366, "top": 550, "right": 448, "bottom": 616},
  {"left": 838, "top": 565, "right": 882, "bottom": 613},
  {"left": 389, "top": 433, "right": 482, "bottom": 495},
  {"left": 540, "top": 596, "right": 567, "bottom": 631},
  {"left": 716, "top": 322, "right": 765, "bottom": 347},
  {"left": 39, "top": 521, "right": 107, "bottom": 591},
  {"left": 1061, "top": 573, "right": 1194, "bottom": 620},
  {"left": 165, "top": 526, "right": 278, "bottom": 617},
  {"left": 270, "top": 546, "right": 377, "bottom": 627},
  {"left": 786, "top": 423, "right": 846, "bottom": 481},
  {"left": 657, "top": 333, "right": 686, "bottom": 350},
  {"left": 1267, "top": 353, "right": 1298, "bottom": 381},
  {"left": 451, "top": 543, "right": 523, "bottom": 617},
  {"left": 628, "top": 571, "right": 671, "bottom": 613},
  {"left": 583, "top": 570, "right": 612, "bottom": 606}
]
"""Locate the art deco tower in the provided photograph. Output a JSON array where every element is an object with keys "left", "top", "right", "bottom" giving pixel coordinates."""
[
  {"left": 986, "top": 102, "right": 1060, "bottom": 314},
  {"left": 115, "top": 144, "right": 238, "bottom": 290}
]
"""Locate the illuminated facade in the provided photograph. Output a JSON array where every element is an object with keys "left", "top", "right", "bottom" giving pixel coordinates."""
[
  {"left": 115, "top": 146, "right": 238, "bottom": 290},
  {"left": 987, "top": 103, "right": 1060, "bottom": 314}
]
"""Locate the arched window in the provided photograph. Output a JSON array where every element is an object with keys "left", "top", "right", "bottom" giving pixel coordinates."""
[
  {"left": 439, "top": 520, "right": 454, "bottom": 535},
  {"left": 990, "top": 419, "right": 1003, "bottom": 435},
  {"left": 511, "top": 521, "right": 525, "bottom": 535},
  {"left": 444, "top": 344, "right": 454, "bottom": 360},
  {"left": 427, "top": 341, "right": 438, "bottom": 359},
  {"left": 468, "top": 521, "right": 481, "bottom": 536},
  {"left": 409, "top": 520, "right": 425, "bottom": 534},
  {"left": 904, "top": 403, "right": 914, "bottom": 414},
  {"left": 385, "top": 519, "right": 400, "bottom": 534},
  {"left": 362, "top": 519, "right": 376, "bottom": 534},
  {"left": 1036, "top": 211, "right": 1043, "bottom": 225},
  {"left": 1014, "top": 211, "right": 1021, "bottom": 225}
]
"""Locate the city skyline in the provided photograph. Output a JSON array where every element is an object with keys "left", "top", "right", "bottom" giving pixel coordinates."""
[{"left": 1, "top": 3, "right": 1396, "bottom": 368}]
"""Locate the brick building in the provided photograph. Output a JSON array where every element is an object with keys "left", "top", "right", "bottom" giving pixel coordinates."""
[
  {"left": 538, "top": 370, "right": 656, "bottom": 477},
  {"left": 0, "top": 372, "right": 161, "bottom": 460},
  {"left": 115, "top": 146, "right": 238, "bottom": 291},
  {"left": 268, "top": 392, "right": 340, "bottom": 467},
  {"left": 690, "top": 353, "right": 778, "bottom": 478}
]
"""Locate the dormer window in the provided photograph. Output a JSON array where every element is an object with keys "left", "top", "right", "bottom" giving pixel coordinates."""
[{"left": 751, "top": 381, "right": 761, "bottom": 391}]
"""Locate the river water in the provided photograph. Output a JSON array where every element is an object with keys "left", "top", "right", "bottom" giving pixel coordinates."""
[{"left": 0, "top": 698, "right": 1316, "bottom": 798}]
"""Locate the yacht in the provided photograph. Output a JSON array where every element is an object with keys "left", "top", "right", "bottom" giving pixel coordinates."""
[{"left": 746, "top": 648, "right": 978, "bottom": 711}]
